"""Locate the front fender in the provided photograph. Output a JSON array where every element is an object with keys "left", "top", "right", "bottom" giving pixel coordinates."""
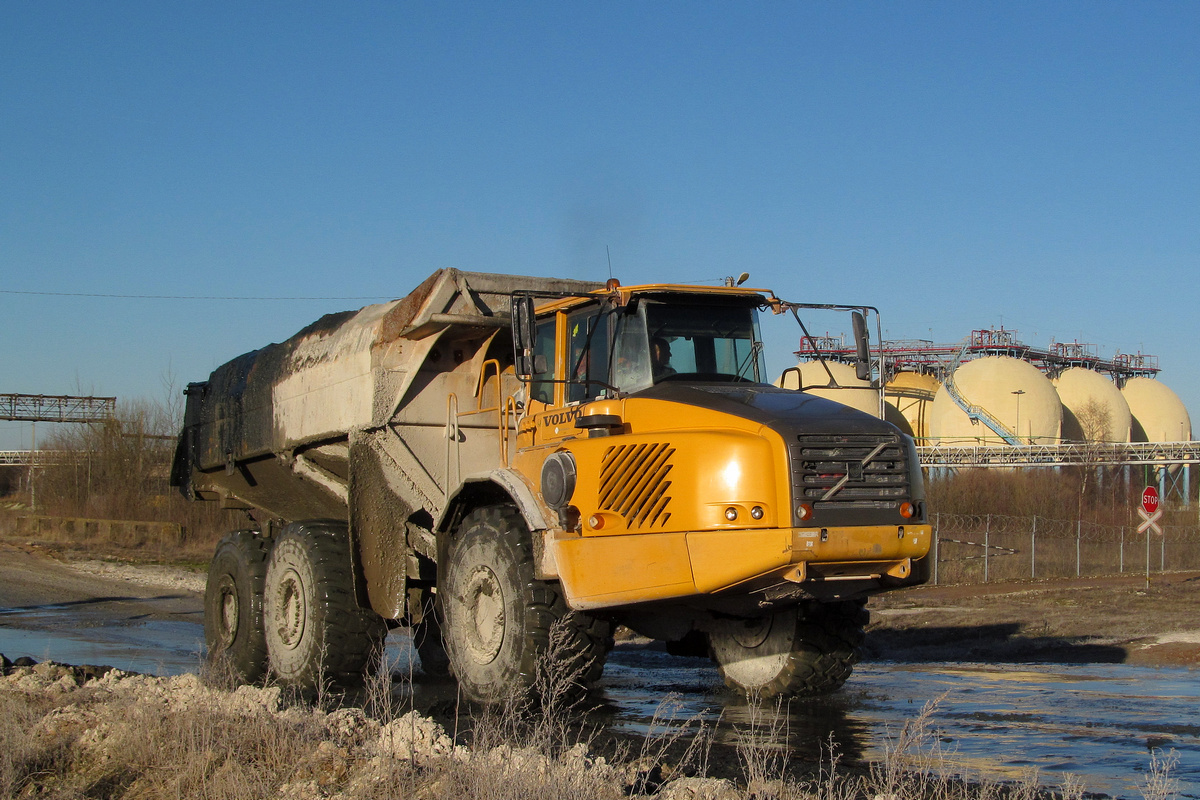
[{"left": 436, "top": 468, "right": 552, "bottom": 534}]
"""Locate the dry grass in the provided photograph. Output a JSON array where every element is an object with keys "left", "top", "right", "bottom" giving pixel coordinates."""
[
  {"left": 99, "top": 699, "right": 320, "bottom": 798},
  {"left": 0, "top": 690, "right": 65, "bottom": 799},
  {"left": 927, "top": 468, "right": 1196, "bottom": 529},
  {"left": 925, "top": 469, "right": 1200, "bottom": 584}
]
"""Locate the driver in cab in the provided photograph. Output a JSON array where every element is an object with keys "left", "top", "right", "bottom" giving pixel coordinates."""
[{"left": 651, "top": 337, "right": 676, "bottom": 381}]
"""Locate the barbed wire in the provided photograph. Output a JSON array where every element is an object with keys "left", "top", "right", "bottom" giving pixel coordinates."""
[{"left": 934, "top": 512, "right": 1200, "bottom": 543}]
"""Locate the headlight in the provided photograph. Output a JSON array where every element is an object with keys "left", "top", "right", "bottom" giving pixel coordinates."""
[{"left": 540, "top": 451, "right": 577, "bottom": 510}]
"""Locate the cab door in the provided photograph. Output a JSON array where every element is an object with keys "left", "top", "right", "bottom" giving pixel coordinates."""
[{"left": 520, "top": 303, "right": 613, "bottom": 447}]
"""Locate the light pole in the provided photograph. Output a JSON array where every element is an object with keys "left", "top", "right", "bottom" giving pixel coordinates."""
[{"left": 1011, "top": 389, "right": 1026, "bottom": 444}]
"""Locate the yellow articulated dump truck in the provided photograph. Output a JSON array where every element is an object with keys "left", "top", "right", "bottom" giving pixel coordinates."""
[{"left": 172, "top": 268, "right": 930, "bottom": 702}]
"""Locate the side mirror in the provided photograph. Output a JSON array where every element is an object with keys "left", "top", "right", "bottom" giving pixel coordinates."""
[
  {"left": 511, "top": 295, "right": 537, "bottom": 378},
  {"left": 852, "top": 311, "right": 871, "bottom": 382}
]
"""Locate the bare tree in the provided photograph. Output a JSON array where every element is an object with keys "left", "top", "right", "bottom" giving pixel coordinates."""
[{"left": 1074, "top": 399, "right": 1114, "bottom": 515}]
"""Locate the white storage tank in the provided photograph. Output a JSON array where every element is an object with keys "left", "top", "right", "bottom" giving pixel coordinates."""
[
  {"left": 1122, "top": 377, "right": 1192, "bottom": 442},
  {"left": 883, "top": 401, "right": 915, "bottom": 437},
  {"left": 929, "top": 356, "right": 1062, "bottom": 445},
  {"left": 777, "top": 360, "right": 880, "bottom": 417},
  {"left": 1053, "top": 368, "right": 1132, "bottom": 442},
  {"left": 886, "top": 371, "right": 941, "bottom": 440}
]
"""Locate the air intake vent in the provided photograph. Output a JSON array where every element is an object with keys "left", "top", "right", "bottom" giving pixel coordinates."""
[
  {"left": 790, "top": 434, "right": 909, "bottom": 525},
  {"left": 599, "top": 442, "right": 675, "bottom": 529}
]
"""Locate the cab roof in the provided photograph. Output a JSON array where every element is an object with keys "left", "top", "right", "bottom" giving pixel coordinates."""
[{"left": 534, "top": 281, "right": 776, "bottom": 315}]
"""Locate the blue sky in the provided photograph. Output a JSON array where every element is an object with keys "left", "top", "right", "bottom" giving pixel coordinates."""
[{"left": 2, "top": 2, "right": 1198, "bottom": 448}]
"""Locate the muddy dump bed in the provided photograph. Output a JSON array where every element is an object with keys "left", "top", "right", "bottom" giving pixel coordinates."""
[{"left": 171, "top": 268, "right": 600, "bottom": 521}]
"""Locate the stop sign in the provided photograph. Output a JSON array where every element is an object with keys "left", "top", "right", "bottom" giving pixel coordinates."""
[{"left": 1142, "top": 486, "right": 1160, "bottom": 514}]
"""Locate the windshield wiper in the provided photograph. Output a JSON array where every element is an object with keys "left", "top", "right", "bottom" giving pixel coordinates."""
[{"left": 735, "top": 340, "right": 763, "bottom": 381}]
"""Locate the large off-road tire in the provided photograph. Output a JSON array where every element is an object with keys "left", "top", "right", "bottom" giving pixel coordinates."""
[
  {"left": 708, "top": 600, "right": 868, "bottom": 698},
  {"left": 441, "top": 505, "right": 612, "bottom": 704},
  {"left": 263, "top": 521, "right": 387, "bottom": 694},
  {"left": 204, "top": 530, "right": 271, "bottom": 683}
]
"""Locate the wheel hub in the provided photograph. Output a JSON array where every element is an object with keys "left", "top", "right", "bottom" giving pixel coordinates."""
[
  {"left": 274, "top": 568, "right": 306, "bottom": 650},
  {"left": 732, "top": 615, "right": 773, "bottom": 649},
  {"left": 710, "top": 609, "right": 797, "bottom": 692},
  {"left": 217, "top": 581, "right": 240, "bottom": 647},
  {"left": 463, "top": 565, "right": 505, "bottom": 664}
]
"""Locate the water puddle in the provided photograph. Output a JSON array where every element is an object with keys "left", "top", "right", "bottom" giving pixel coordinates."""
[
  {"left": 599, "top": 646, "right": 1200, "bottom": 799},
  {"left": 0, "top": 620, "right": 203, "bottom": 676}
]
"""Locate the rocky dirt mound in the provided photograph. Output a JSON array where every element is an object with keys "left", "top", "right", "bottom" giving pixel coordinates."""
[{"left": 0, "top": 657, "right": 739, "bottom": 800}]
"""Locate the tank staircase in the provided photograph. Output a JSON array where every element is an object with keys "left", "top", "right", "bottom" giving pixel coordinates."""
[{"left": 941, "top": 364, "right": 1022, "bottom": 446}]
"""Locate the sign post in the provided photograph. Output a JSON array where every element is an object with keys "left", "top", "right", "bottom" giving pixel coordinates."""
[{"left": 1138, "top": 486, "right": 1163, "bottom": 590}]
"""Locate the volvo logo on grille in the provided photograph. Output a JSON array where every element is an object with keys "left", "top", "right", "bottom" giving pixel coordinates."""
[{"left": 847, "top": 462, "right": 863, "bottom": 481}]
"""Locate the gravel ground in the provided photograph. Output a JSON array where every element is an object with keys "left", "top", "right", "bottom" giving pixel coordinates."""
[{"left": 865, "top": 570, "right": 1200, "bottom": 667}]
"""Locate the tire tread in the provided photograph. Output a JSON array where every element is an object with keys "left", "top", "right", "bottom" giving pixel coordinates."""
[{"left": 204, "top": 529, "right": 271, "bottom": 683}]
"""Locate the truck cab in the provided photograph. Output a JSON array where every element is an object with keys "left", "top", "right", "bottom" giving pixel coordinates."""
[{"left": 483, "top": 281, "right": 931, "bottom": 697}]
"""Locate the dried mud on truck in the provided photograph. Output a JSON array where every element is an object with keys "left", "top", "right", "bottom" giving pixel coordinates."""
[{"left": 171, "top": 269, "right": 931, "bottom": 703}]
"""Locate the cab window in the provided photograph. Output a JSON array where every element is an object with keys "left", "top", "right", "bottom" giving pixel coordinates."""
[
  {"left": 529, "top": 319, "right": 556, "bottom": 404},
  {"left": 644, "top": 301, "right": 765, "bottom": 383},
  {"left": 567, "top": 306, "right": 610, "bottom": 403}
]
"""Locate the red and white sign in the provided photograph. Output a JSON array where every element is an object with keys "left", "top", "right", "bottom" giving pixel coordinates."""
[
  {"left": 1142, "top": 486, "right": 1160, "bottom": 515},
  {"left": 1138, "top": 486, "right": 1163, "bottom": 535}
]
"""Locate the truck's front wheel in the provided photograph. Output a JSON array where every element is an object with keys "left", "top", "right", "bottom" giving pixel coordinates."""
[
  {"left": 708, "top": 601, "right": 868, "bottom": 697},
  {"left": 204, "top": 530, "right": 270, "bottom": 683},
  {"left": 263, "top": 521, "right": 386, "bottom": 694},
  {"left": 441, "top": 505, "right": 611, "bottom": 703}
]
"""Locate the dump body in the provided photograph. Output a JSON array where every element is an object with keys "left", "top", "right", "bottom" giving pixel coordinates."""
[
  {"left": 174, "top": 270, "right": 598, "bottom": 514},
  {"left": 175, "top": 268, "right": 931, "bottom": 698},
  {"left": 173, "top": 269, "right": 601, "bottom": 616}
]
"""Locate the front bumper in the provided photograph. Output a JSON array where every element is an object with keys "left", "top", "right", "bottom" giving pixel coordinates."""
[{"left": 552, "top": 523, "right": 932, "bottom": 610}]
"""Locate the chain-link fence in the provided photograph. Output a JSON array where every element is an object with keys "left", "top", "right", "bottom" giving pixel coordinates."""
[{"left": 930, "top": 513, "right": 1200, "bottom": 585}]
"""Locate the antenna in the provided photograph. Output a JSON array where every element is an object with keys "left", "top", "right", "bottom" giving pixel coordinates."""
[{"left": 606, "top": 245, "right": 613, "bottom": 280}]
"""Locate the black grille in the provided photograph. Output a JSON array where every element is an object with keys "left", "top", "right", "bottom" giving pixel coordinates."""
[{"left": 790, "top": 433, "right": 910, "bottom": 525}]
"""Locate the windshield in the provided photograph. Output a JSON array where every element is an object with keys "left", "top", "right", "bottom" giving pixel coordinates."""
[{"left": 611, "top": 300, "right": 766, "bottom": 393}]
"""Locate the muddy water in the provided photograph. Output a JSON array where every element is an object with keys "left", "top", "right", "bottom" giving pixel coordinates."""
[
  {"left": 600, "top": 645, "right": 1200, "bottom": 800},
  {"left": 1, "top": 619, "right": 1196, "bottom": 799},
  {"left": 0, "top": 595, "right": 204, "bottom": 675}
]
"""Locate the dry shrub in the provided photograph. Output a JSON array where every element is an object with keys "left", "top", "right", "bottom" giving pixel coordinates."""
[
  {"left": 870, "top": 695, "right": 955, "bottom": 800},
  {"left": 621, "top": 693, "right": 712, "bottom": 796},
  {"left": 433, "top": 747, "right": 623, "bottom": 800},
  {"left": 96, "top": 699, "right": 320, "bottom": 799},
  {"left": 468, "top": 614, "right": 601, "bottom": 756},
  {"left": 0, "top": 691, "right": 68, "bottom": 798},
  {"left": 1140, "top": 750, "right": 1181, "bottom": 800},
  {"left": 734, "top": 694, "right": 791, "bottom": 798},
  {"left": 929, "top": 470, "right": 1079, "bottom": 520},
  {"left": 4, "top": 378, "right": 239, "bottom": 562},
  {"left": 926, "top": 467, "right": 1179, "bottom": 527}
]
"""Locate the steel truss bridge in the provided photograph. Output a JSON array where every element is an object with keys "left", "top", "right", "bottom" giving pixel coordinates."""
[
  {"left": 0, "top": 451, "right": 72, "bottom": 466},
  {"left": 916, "top": 440, "right": 1200, "bottom": 468},
  {"left": 0, "top": 394, "right": 116, "bottom": 423},
  {"left": 917, "top": 440, "right": 1200, "bottom": 507}
]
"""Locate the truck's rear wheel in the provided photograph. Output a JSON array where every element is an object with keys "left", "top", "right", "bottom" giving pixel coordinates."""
[
  {"left": 204, "top": 530, "right": 270, "bottom": 683},
  {"left": 709, "top": 601, "right": 868, "bottom": 697},
  {"left": 264, "top": 521, "right": 386, "bottom": 694},
  {"left": 441, "top": 505, "right": 611, "bottom": 703}
]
